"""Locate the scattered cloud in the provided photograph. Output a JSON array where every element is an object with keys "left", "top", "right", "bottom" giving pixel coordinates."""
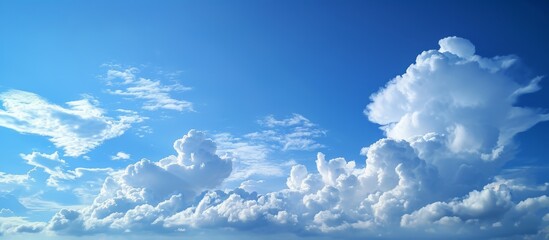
[
  {"left": 0, "top": 90, "right": 143, "bottom": 157},
  {"left": 214, "top": 133, "right": 281, "bottom": 181},
  {"left": 21, "top": 151, "right": 113, "bottom": 192},
  {"left": 238, "top": 179, "right": 265, "bottom": 192},
  {"left": 250, "top": 114, "right": 326, "bottom": 151},
  {"left": 44, "top": 130, "right": 231, "bottom": 235},
  {"left": 135, "top": 125, "right": 153, "bottom": 138},
  {"left": 111, "top": 152, "right": 131, "bottom": 161},
  {"left": 21, "top": 152, "right": 69, "bottom": 185},
  {"left": 213, "top": 114, "right": 325, "bottom": 183},
  {"left": 2, "top": 37, "right": 547, "bottom": 239},
  {"left": 0, "top": 172, "right": 29, "bottom": 185},
  {"left": 105, "top": 66, "right": 193, "bottom": 112}
]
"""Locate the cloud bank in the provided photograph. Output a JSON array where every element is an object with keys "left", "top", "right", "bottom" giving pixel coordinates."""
[
  {"left": 45, "top": 130, "right": 232, "bottom": 234},
  {"left": 7, "top": 37, "right": 547, "bottom": 239}
]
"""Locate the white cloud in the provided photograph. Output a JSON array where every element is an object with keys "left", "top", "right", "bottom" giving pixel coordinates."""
[
  {"left": 20, "top": 151, "right": 113, "bottom": 192},
  {"left": 0, "top": 172, "right": 29, "bottom": 185},
  {"left": 214, "top": 133, "right": 283, "bottom": 181},
  {"left": 111, "top": 152, "right": 131, "bottom": 161},
  {"left": 401, "top": 183, "right": 549, "bottom": 239},
  {"left": 238, "top": 179, "right": 265, "bottom": 192},
  {"left": 211, "top": 114, "right": 324, "bottom": 183},
  {"left": 45, "top": 130, "right": 232, "bottom": 235},
  {"left": 24, "top": 37, "right": 549, "bottom": 239},
  {"left": 105, "top": 67, "right": 193, "bottom": 112},
  {"left": 19, "top": 194, "right": 86, "bottom": 214},
  {"left": 0, "top": 90, "right": 142, "bottom": 157},
  {"left": 250, "top": 114, "right": 326, "bottom": 151},
  {"left": 0, "top": 217, "right": 45, "bottom": 236},
  {"left": 438, "top": 36, "right": 476, "bottom": 58}
]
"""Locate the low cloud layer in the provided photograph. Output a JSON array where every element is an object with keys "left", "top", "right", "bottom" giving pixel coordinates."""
[
  {"left": 0, "top": 90, "right": 142, "bottom": 157},
  {"left": 3, "top": 37, "right": 547, "bottom": 239},
  {"left": 45, "top": 130, "right": 232, "bottom": 234}
]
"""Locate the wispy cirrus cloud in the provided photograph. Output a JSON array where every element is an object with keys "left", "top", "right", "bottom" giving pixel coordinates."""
[
  {"left": 0, "top": 216, "right": 45, "bottom": 236},
  {"left": 214, "top": 114, "right": 324, "bottom": 182},
  {"left": 20, "top": 151, "right": 113, "bottom": 191},
  {"left": 0, "top": 90, "right": 142, "bottom": 157},
  {"left": 0, "top": 172, "right": 29, "bottom": 185},
  {"left": 250, "top": 114, "right": 326, "bottom": 151},
  {"left": 39, "top": 37, "right": 549, "bottom": 239},
  {"left": 105, "top": 66, "right": 193, "bottom": 112}
]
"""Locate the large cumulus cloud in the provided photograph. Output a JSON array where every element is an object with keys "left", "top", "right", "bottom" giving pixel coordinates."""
[
  {"left": 45, "top": 130, "right": 232, "bottom": 234},
  {"left": 36, "top": 37, "right": 549, "bottom": 239}
]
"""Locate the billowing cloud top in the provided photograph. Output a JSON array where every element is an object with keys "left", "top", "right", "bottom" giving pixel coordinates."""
[
  {"left": 46, "top": 130, "right": 232, "bottom": 234},
  {"left": 10, "top": 37, "right": 548, "bottom": 239},
  {"left": 366, "top": 36, "right": 548, "bottom": 157}
]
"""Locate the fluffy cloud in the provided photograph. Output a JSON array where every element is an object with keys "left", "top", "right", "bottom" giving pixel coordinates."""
[
  {"left": 45, "top": 130, "right": 232, "bottom": 234},
  {"left": 214, "top": 132, "right": 282, "bottom": 181},
  {"left": 20, "top": 151, "right": 113, "bottom": 192},
  {"left": 21, "top": 37, "right": 548, "bottom": 239},
  {"left": 21, "top": 152, "right": 69, "bottom": 186},
  {"left": 401, "top": 184, "right": 549, "bottom": 239},
  {"left": 105, "top": 67, "right": 193, "bottom": 112},
  {"left": 0, "top": 90, "right": 142, "bottom": 157},
  {"left": 111, "top": 152, "right": 131, "bottom": 161}
]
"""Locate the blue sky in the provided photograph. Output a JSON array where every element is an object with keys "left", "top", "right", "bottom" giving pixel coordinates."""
[{"left": 1, "top": 1, "right": 549, "bottom": 239}]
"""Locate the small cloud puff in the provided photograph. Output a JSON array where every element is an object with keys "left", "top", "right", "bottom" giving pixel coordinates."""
[
  {"left": 438, "top": 36, "right": 475, "bottom": 58},
  {"left": 366, "top": 36, "right": 548, "bottom": 158},
  {"left": 111, "top": 152, "right": 131, "bottom": 160},
  {"left": 20, "top": 151, "right": 113, "bottom": 191}
]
